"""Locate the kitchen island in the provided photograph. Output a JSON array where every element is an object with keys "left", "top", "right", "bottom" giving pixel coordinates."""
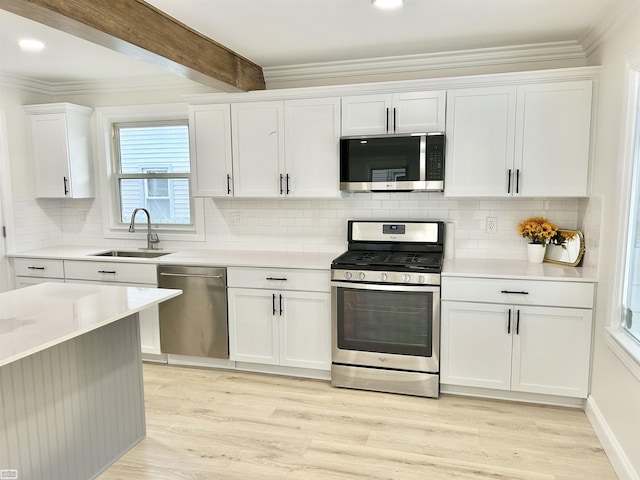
[{"left": 0, "top": 282, "right": 181, "bottom": 480}]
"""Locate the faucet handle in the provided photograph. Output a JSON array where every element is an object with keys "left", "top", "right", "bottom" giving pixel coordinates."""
[{"left": 149, "top": 232, "right": 160, "bottom": 243}]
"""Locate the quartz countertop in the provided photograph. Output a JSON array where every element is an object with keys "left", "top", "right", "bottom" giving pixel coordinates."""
[
  {"left": 443, "top": 258, "right": 597, "bottom": 282},
  {"left": 0, "top": 282, "right": 181, "bottom": 367},
  {"left": 8, "top": 246, "right": 337, "bottom": 270}
]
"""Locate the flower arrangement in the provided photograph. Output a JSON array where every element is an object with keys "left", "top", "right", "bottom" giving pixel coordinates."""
[{"left": 518, "top": 217, "right": 558, "bottom": 245}]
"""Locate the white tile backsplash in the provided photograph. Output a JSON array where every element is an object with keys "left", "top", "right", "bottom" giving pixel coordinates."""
[{"left": 12, "top": 191, "right": 597, "bottom": 264}]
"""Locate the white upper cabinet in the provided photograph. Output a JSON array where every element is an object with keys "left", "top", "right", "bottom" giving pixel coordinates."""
[
  {"left": 514, "top": 81, "right": 593, "bottom": 197},
  {"left": 445, "top": 80, "right": 593, "bottom": 197},
  {"left": 341, "top": 91, "right": 445, "bottom": 136},
  {"left": 284, "top": 97, "right": 340, "bottom": 198},
  {"left": 231, "top": 101, "right": 285, "bottom": 197},
  {"left": 189, "top": 104, "right": 233, "bottom": 197},
  {"left": 24, "top": 103, "right": 94, "bottom": 199},
  {"left": 445, "top": 86, "right": 517, "bottom": 197}
]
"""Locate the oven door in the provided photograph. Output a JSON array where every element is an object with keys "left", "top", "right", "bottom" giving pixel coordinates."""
[{"left": 331, "top": 281, "right": 440, "bottom": 373}]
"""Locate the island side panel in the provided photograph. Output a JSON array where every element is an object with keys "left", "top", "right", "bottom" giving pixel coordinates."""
[{"left": 0, "top": 313, "right": 145, "bottom": 480}]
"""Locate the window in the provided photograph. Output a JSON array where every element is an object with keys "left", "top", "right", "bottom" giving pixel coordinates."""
[
  {"left": 621, "top": 91, "right": 640, "bottom": 343},
  {"left": 114, "top": 122, "right": 192, "bottom": 226}
]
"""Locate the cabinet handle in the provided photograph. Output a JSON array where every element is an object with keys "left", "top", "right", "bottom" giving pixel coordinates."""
[
  {"left": 393, "top": 107, "right": 397, "bottom": 133},
  {"left": 385, "top": 107, "right": 390, "bottom": 133},
  {"left": 280, "top": 174, "right": 284, "bottom": 195},
  {"left": 272, "top": 293, "right": 276, "bottom": 315},
  {"left": 507, "top": 309, "right": 512, "bottom": 334},
  {"left": 516, "top": 169, "right": 520, "bottom": 194},
  {"left": 286, "top": 174, "right": 290, "bottom": 195},
  {"left": 500, "top": 290, "right": 529, "bottom": 295},
  {"left": 507, "top": 169, "right": 512, "bottom": 194},
  {"left": 279, "top": 294, "right": 283, "bottom": 316},
  {"left": 27, "top": 266, "right": 46, "bottom": 270},
  {"left": 63, "top": 176, "right": 69, "bottom": 196},
  {"left": 98, "top": 270, "right": 117, "bottom": 274},
  {"left": 266, "top": 277, "right": 287, "bottom": 281},
  {"left": 227, "top": 174, "right": 232, "bottom": 195},
  {"left": 516, "top": 310, "right": 521, "bottom": 335}
]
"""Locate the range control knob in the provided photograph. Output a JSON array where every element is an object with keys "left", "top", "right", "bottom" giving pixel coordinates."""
[
  {"left": 358, "top": 272, "right": 366, "bottom": 280},
  {"left": 380, "top": 273, "right": 388, "bottom": 281},
  {"left": 344, "top": 271, "right": 352, "bottom": 280},
  {"left": 418, "top": 275, "right": 426, "bottom": 284},
  {"left": 403, "top": 274, "right": 411, "bottom": 283}
]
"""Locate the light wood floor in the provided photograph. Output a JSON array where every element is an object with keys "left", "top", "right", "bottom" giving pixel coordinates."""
[{"left": 99, "top": 363, "right": 617, "bottom": 480}]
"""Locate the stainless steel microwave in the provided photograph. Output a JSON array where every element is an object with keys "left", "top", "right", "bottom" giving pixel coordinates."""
[{"left": 339, "top": 132, "right": 445, "bottom": 192}]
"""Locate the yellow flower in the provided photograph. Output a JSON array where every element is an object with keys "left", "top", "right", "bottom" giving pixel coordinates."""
[{"left": 518, "top": 217, "right": 558, "bottom": 245}]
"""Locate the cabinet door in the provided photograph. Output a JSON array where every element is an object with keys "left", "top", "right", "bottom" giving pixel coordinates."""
[
  {"left": 444, "top": 86, "right": 517, "bottom": 197},
  {"left": 341, "top": 94, "right": 391, "bottom": 136},
  {"left": 515, "top": 81, "right": 593, "bottom": 197},
  {"left": 231, "top": 101, "right": 285, "bottom": 197},
  {"left": 279, "top": 291, "right": 331, "bottom": 370},
  {"left": 511, "top": 305, "right": 592, "bottom": 397},
  {"left": 284, "top": 98, "right": 340, "bottom": 198},
  {"left": 441, "top": 301, "right": 513, "bottom": 390},
  {"left": 30, "top": 113, "right": 71, "bottom": 198},
  {"left": 392, "top": 91, "right": 446, "bottom": 133},
  {"left": 228, "top": 288, "right": 279, "bottom": 365},
  {"left": 189, "top": 104, "right": 233, "bottom": 197}
]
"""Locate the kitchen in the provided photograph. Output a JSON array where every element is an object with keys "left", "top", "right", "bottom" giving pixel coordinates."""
[{"left": 0, "top": 1, "right": 639, "bottom": 479}]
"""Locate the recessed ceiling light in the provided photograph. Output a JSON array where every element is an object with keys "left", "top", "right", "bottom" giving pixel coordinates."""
[
  {"left": 372, "top": 0, "right": 404, "bottom": 9},
  {"left": 18, "top": 39, "right": 45, "bottom": 52}
]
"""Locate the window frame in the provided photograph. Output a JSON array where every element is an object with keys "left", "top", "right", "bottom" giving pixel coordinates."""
[
  {"left": 95, "top": 104, "right": 205, "bottom": 243},
  {"left": 608, "top": 49, "right": 640, "bottom": 381}
]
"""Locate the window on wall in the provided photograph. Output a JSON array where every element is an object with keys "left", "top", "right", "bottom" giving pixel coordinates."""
[
  {"left": 114, "top": 122, "right": 192, "bottom": 226},
  {"left": 622, "top": 80, "right": 640, "bottom": 344}
]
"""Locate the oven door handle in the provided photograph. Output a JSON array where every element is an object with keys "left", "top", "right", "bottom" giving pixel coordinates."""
[{"left": 331, "top": 281, "right": 440, "bottom": 293}]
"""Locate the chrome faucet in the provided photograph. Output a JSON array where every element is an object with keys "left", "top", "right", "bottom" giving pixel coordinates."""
[{"left": 128, "top": 207, "right": 160, "bottom": 250}]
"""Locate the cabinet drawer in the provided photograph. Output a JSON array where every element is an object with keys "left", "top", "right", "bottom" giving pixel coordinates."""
[
  {"left": 64, "top": 260, "right": 157, "bottom": 284},
  {"left": 441, "top": 276, "right": 594, "bottom": 309},
  {"left": 227, "top": 267, "right": 330, "bottom": 292},
  {"left": 13, "top": 258, "right": 65, "bottom": 278}
]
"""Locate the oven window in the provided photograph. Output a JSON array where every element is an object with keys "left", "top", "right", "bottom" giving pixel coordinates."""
[
  {"left": 337, "top": 287, "right": 433, "bottom": 356},
  {"left": 340, "top": 136, "right": 422, "bottom": 183}
]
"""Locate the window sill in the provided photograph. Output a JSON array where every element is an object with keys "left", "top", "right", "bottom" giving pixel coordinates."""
[{"left": 605, "top": 326, "right": 640, "bottom": 382}]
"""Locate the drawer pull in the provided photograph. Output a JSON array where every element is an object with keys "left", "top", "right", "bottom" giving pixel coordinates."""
[
  {"left": 266, "top": 277, "right": 287, "bottom": 281},
  {"left": 27, "top": 266, "right": 46, "bottom": 270},
  {"left": 98, "top": 270, "right": 117, "bottom": 274},
  {"left": 500, "top": 290, "right": 529, "bottom": 295}
]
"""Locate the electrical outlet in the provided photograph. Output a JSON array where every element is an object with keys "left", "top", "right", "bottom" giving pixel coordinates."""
[
  {"left": 79, "top": 211, "right": 88, "bottom": 222},
  {"left": 229, "top": 212, "right": 242, "bottom": 226},
  {"left": 486, "top": 217, "right": 498, "bottom": 234}
]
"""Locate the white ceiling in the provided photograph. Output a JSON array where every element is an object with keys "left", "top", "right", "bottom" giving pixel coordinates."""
[{"left": 0, "top": 0, "right": 635, "bottom": 88}]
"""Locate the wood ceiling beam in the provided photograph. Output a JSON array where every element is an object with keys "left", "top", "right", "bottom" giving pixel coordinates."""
[{"left": 0, "top": 0, "right": 266, "bottom": 92}]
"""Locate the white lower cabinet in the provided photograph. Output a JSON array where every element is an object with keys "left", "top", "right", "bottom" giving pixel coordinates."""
[
  {"left": 441, "top": 276, "right": 594, "bottom": 399},
  {"left": 227, "top": 267, "right": 331, "bottom": 371},
  {"left": 63, "top": 260, "right": 161, "bottom": 355},
  {"left": 13, "top": 257, "right": 65, "bottom": 288}
]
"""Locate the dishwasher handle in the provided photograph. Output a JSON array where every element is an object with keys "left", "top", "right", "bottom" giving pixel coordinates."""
[{"left": 159, "top": 272, "right": 224, "bottom": 280}]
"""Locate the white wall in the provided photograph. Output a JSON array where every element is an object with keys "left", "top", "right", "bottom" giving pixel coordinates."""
[{"left": 586, "top": 4, "right": 640, "bottom": 478}]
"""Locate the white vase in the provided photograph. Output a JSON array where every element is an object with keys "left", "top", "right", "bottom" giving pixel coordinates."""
[{"left": 527, "top": 243, "right": 546, "bottom": 263}]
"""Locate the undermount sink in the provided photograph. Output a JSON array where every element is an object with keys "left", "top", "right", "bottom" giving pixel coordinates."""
[{"left": 90, "top": 250, "right": 171, "bottom": 259}]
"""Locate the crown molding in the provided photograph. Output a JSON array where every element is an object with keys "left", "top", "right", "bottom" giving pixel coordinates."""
[
  {"left": 263, "top": 41, "right": 587, "bottom": 84},
  {"left": 0, "top": 72, "right": 217, "bottom": 96},
  {"left": 579, "top": 0, "right": 640, "bottom": 56}
]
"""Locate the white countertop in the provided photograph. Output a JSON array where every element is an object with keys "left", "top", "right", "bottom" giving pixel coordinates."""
[
  {"left": 9, "top": 246, "right": 336, "bottom": 270},
  {"left": 0, "top": 282, "right": 181, "bottom": 367},
  {"left": 443, "top": 258, "right": 597, "bottom": 282}
]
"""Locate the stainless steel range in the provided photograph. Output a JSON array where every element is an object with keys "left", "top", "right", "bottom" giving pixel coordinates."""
[{"left": 331, "top": 220, "right": 444, "bottom": 398}]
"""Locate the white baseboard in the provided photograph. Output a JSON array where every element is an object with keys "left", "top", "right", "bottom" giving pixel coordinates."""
[{"left": 585, "top": 396, "right": 639, "bottom": 480}]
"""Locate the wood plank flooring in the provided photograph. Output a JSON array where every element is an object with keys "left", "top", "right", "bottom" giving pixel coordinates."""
[{"left": 99, "top": 364, "right": 617, "bottom": 480}]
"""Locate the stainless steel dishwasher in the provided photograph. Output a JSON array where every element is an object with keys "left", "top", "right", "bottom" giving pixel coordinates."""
[{"left": 158, "top": 265, "right": 228, "bottom": 359}]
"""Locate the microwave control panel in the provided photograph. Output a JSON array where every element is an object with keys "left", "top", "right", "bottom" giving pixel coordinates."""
[{"left": 425, "top": 135, "right": 445, "bottom": 181}]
